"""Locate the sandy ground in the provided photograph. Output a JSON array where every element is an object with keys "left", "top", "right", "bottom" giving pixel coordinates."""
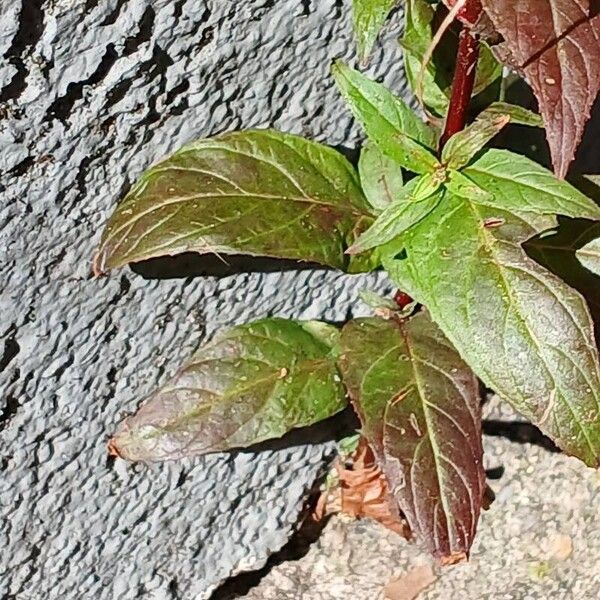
[{"left": 216, "top": 396, "right": 600, "bottom": 600}]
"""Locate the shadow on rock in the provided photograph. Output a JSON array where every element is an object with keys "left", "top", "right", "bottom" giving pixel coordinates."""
[
  {"left": 210, "top": 514, "right": 333, "bottom": 600},
  {"left": 483, "top": 419, "right": 560, "bottom": 453},
  {"left": 130, "top": 252, "right": 333, "bottom": 280}
]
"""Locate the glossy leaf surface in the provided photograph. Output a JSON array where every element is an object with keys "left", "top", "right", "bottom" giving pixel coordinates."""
[
  {"left": 442, "top": 103, "right": 543, "bottom": 170},
  {"left": 479, "top": 102, "right": 543, "bottom": 128},
  {"left": 95, "top": 130, "right": 374, "bottom": 273},
  {"left": 382, "top": 192, "right": 600, "bottom": 465},
  {"left": 359, "top": 140, "right": 405, "bottom": 212},
  {"left": 332, "top": 62, "right": 439, "bottom": 174},
  {"left": 445, "top": 169, "right": 493, "bottom": 202},
  {"left": 348, "top": 179, "right": 443, "bottom": 253},
  {"left": 442, "top": 114, "right": 510, "bottom": 170},
  {"left": 463, "top": 150, "right": 600, "bottom": 219},
  {"left": 109, "top": 319, "right": 347, "bottom": 461},
  {"left": 482, "top": 0, "right": 600, "bottom": 178},
  {"left": 340, "top": 314, "right": 485, "bottom": 560}
]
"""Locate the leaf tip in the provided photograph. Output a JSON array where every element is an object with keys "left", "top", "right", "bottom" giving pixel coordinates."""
[
  {"left": 330, "top": 58, "right": 343, "bottom": 75},
  {"left": 107, "top": 436, "right": 125, "bottom": 459}
]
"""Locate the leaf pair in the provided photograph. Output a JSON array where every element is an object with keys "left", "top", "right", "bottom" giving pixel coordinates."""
[
  {"left": 333, "top": 63, "right": 557, "bottom": 253},
  {"left": 109, "top": 309, "right": 485, "bottom": 562}
]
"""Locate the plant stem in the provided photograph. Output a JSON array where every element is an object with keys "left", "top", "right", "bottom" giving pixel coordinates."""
[
  {"left": 394, "top": 1, "right": 483, "bottom": 309},
  {"left": 439, "top": 1, "right": 483, "bottom": 149}
]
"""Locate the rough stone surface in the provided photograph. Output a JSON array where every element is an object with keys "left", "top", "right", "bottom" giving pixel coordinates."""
[
  {"left": 0, "top": 1, "right": 406, "bottom": 598},
  {"left": 239, "top": 398, "right": 600, "bottom": 600},
  {"left": 3, "top": 1, "right": 599, "bottom": 599}
]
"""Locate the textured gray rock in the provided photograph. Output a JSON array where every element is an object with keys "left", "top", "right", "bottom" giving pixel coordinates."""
[{"left": 0, "top": 1, "right": 407, "bottom": 598}]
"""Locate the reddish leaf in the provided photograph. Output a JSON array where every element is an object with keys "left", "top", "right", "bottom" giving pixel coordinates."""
[
  {"left": 481, "top": 0, "right": 600, "bottom": 178},
  {"left": 339, "top": 314, "right": 485, "bottom": 561}
]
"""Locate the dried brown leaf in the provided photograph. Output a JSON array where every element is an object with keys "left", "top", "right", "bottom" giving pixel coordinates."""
[{"left": 315, "top": 438, "right": 410, "bottom": 537}]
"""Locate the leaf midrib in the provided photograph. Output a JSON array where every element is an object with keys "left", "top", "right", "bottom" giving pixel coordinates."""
[
  {"left": 396, "top": 321, "right": 456, "bottom": 548},
  {"left": 101, "top": 191, "right": 369, "bottom": 252},
  {"left": 466, "top": 198, "right": 598, "bottom": 456}
]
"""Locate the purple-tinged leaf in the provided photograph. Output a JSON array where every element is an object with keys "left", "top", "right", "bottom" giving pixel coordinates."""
[
  {"left": 339, "top": 314, "right": 485, "bottom": 561},
  {"left": 95, "top": 129, "right": 375, "bottom": 274},
  {"left": 481, "top": 0, "right": 600, "bottom": 178},
  {"left": 109, "top": 319, "right": 346, "bottom": 461}
]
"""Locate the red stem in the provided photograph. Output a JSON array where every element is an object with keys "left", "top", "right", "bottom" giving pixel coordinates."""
[
  {"left": 394, "top": 1, "right": 483, "bottom": 309},
  {"left": 455, "top": 0, "right": 483, "bottom": 25},
  {"left": 439, "top": 2, "right": 483, "bottom": 149}
]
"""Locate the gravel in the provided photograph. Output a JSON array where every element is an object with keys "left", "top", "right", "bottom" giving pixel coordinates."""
[{"left": 235, "top": 397, "right": 600, "bottom": 600}]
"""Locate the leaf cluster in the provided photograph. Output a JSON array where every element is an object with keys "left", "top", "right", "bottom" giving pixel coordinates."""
[{"left": 96, "top": 0, "right": 600, "bottom": 561}]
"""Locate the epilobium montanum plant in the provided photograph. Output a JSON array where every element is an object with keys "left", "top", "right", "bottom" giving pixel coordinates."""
[{"left": 95, "top": 0, "right": 600, "bottom": 562}]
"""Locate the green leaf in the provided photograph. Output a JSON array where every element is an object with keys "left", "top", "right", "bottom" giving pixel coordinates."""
[
  {"left": 347, "top": 178, "right": 443, "bottom": 253},
  {"left": 94, "top": 129, "right": 374, "bottom": 274},
  {"left": 332, "top": 61, "right": 439, "bottom": 174},
  {"left": 411, "top": 170, "right": 445, "bottom": 200},
  {"left": 401, "top": 0, "right": 501, "bottom": 116},
  {"left": 109, "top": 319, "right": 347, "bottom": 461},
  {"left": 382, "top": 192, "right": 600, "bottom": 466},
  {"left": 401, "top": 0, "right": 452, "bottom": 115},
  {"left": 463, "top": 149, "right": 600, "bottom": 219},
  {"left": 339, "top": 314, "right": 485, "bottom": 560},
  {"left": 442, "top": 101, "right": 543, "bottom": 171},
  {"left": 445, "top": 170, "right": 493, "bottom": 202},
  {"left": 479, "top": 102, "right": 543, "bottom": 128},
  {"left": 359, "top": 140, "right": 404, "bottom": 212},
  {"left": 577, "top": 238, "right": 600, "bottom": 276},
  {"left": 442, "top": 113, "right": 511, "bottom": 170},
  {"left": 352, "top": 0, "right": 398, "bottom": 63}
]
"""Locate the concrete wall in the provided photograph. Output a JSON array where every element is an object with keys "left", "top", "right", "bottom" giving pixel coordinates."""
[{"left": 0, "top": 1, "right": 408, "bottom": 598}]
